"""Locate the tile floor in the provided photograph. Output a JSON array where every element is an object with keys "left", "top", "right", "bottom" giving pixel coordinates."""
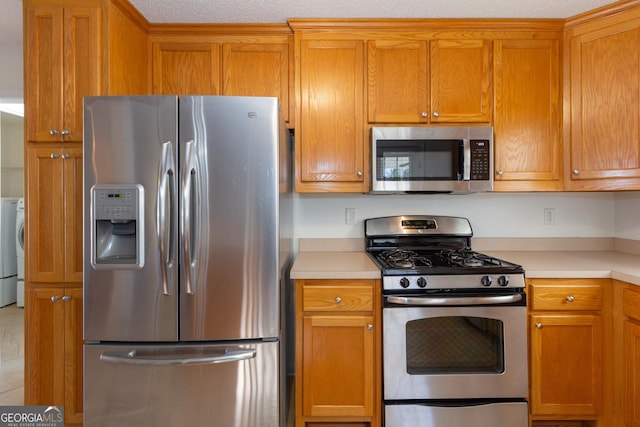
[{"left": 0, "top": 303, "right": 24, "bottom": 405}]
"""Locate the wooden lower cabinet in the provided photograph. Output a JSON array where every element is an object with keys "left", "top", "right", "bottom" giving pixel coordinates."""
[
  {"left": 528, "top": 279, "right": 605, "bottom": 424},
  {"left": 624, "top": 286, "right": 640, "bottom": 427},
  {"left": 25, "top": 286, "right": 83, "bottom": 426},
  {"left": 296, "top": 279, "right": 381, "bottom": 427}
]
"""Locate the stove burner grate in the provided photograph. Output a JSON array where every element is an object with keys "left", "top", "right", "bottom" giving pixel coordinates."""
[
  {"left": 379, "top": 249, "right": 433, "bottom": 269},
  {"left": 439, "top": 248, "right": 507, "bottom": 268}
]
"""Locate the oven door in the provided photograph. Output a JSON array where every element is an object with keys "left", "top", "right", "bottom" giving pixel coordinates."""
[{"left": 383, "top": 295, "right": 527, "bottom": 400}]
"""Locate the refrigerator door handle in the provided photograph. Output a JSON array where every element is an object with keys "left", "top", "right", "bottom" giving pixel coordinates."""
[
  {"left": 182, "top": 139, "right": 197, "bottom": 295},
  {"left": 99, "top": 348, "right": 257, "bottom": 366},
  {"left": 157, "top": 141, "right": 175, "bottom": 296}
]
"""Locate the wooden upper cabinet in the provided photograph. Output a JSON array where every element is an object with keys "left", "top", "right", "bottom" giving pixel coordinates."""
[
  {"left": 367, "top": 38, "right": 491, "bottom": 124},
  {"left": 367, "top": 39, "right": 428, "bottom": 123},
  {"left": 152, "top": 43, "right": 221, "bottom": 95},
  {"left": 24, "top": 2, "right": 101, "bottom": 143},
  {"left": 296, "top": 38, "right": 367, "bottom": 192},
  {"left": 430, "top": 39, "right": 491, "bottom": 123},
  {"left": 493, "top": 38, "right": 562, "bottom": 191},
  {"left": 566, "top": 13, "right": 640, "bottom": 190}
]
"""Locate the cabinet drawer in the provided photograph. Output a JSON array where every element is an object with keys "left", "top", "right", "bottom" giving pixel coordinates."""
[
  {"left": 624, "top": 287, "right": 640, "bottom": 321},
  {"left": 302, "top": 285, "right": 374, "bottom": 312},
  {"left": 530, "top": 283, "right": 602, "bottom": 311}
]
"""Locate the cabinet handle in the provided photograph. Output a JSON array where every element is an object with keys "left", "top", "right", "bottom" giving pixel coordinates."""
[
  {"left": 357, "top": 171, "right": 363, "bottom": 177},
  {"left": 367, "top": 324, "right": 373, "bottom": 330},
  {"left": 49, "top": 129, "right": 59, "bottom": 136},
  {"left": 497, "top": 170, "right": 504, "bottom": 176},
  {"left": 50, "top": 153, "right": 60, "bottom": 159},
  {"left": 432, "top": 111, "right": 440, "bottom": 118},
  {"left": 51, "top": 295, "right": 61, "bottom": 302},
  {"left": 61, "top": 129, "right": 71, "bottom": 136},
  {"left": 421, "top": 111, "right": 428, "bottom": 118},
  {"left": 566, "top": 295, "right": 575, "bottom": 302},
  {"left": 62, "top": 295, "right": 71, "bottom": 302},
  {"left": 61, "top": 153, "right": 72, "bottom": 159},
  {"left": 535, "top": 322, "right": 542, "bottom": 329},
  {"left": 335, "top": 296, "right": 342, "bottom": 303},
  {"left": 573, "top": 169, "right": 580, "bottom": 175}
]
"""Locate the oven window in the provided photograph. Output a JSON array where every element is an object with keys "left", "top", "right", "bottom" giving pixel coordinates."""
[{"left": 405, "top": 316, "right": 505, "bottom": 374}]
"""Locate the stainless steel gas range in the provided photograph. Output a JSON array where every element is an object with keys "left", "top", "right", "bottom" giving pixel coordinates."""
[{"left": 365, "top": 215, "right": 528, "bottom": 427}]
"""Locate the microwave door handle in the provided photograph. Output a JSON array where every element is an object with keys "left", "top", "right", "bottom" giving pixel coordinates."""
[
  {"left": 462, "top": 139, "right": 471, "bottom": 180},
  {"left": 386, "top": 294, "right": 523, "bottom": 306}
]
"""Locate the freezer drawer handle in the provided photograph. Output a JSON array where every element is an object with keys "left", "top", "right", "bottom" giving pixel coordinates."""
[
  {"left": 386, "top": 294, "right": 523, "bottom": 306},
  {"left": 99, "top": 348, "right": 257, "bottom": 366}
]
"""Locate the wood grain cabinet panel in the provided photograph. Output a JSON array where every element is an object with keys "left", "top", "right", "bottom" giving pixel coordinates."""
[
  {"left": 24, "top": 1, "right": 101, "bottom": 143},
  {"left": 493, "top": 38, "right": 562, "bottom": 191},
  {"left": 624, "top": 287, "right": 640, "bottom": 427},
  {"left": 152, "top": 42, "right": 221, "bottom": 95}
]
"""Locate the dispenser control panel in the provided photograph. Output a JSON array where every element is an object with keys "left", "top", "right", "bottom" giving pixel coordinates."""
[{"left": 94, "top": 188, "right": 138, "bottom": 221}]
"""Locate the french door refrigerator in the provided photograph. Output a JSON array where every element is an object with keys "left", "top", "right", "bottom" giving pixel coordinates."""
[{"left": 83, "top": 96, "right": 292, "bottom": 427}]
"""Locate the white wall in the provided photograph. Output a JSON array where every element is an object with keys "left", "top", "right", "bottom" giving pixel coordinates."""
[
  {"left": 0, "top": 112, "right": 24, "bottom": 197},
  {"left": 295, "top": 192, "right": 618, "bottom": 239},
  {"left": 0, "top": 44, "right": 23, "bottom": 99},
  {"left": 614, "top": 192, "right": 640, "bottom": 240}
]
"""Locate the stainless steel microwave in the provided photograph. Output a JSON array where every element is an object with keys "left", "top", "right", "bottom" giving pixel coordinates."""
[{"left": 371, "top": 126, "right": 494, "bottom": 194}]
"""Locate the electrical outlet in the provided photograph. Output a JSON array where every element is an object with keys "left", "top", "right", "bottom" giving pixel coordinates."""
[
  {"left": 345, "top": 208, "right": 356, "bottom": 225},
  {"left": 544, "top": 208, "right": 555, "bottom": 225}
]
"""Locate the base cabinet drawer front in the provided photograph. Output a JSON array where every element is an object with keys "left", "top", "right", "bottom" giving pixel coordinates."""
[
  {"left": 530, "top": 281, "right": 603, "bottom": 311},
  {"left": 302, "top": 285, "right": 374, "bottom": 312}
]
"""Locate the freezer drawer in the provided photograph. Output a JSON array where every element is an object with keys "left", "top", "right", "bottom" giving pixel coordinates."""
[
  {"left": 84, "top": 341, "right": 281, "bottom": 427},
  {"left": 385, "top": 401, "right": 528, "bottom": 426}
]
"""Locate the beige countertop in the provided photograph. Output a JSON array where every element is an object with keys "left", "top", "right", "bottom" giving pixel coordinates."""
[{"left": 290, "top": 238, "right": 640, "bottom": 285}]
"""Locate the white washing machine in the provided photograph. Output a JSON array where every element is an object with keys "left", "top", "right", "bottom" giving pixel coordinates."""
[
  {"left": 16, "top": 198, "right": 25, "bottom": 307},
  {"left": 0, "top": 198, "right": 19, "bottom": 307}
]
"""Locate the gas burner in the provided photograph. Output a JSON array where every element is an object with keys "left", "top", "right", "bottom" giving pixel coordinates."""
[
  {"left": 439, "top": 248, "right": 506, "bottom": 268},
  {"left": 380, "top": 249, "right": 433, "bottom": 269}
]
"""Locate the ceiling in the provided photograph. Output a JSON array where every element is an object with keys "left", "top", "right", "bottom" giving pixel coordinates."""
[{"left": 0, "top": 0, "right": 623, "bottom": 46}]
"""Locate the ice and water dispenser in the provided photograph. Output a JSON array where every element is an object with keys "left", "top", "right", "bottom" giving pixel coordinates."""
[{"left": 91, "top": 184, "right": 144, "bottom": 269}]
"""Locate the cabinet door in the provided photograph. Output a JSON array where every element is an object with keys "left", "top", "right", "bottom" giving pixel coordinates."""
[
  {"left": 64, "top": 147, "right": 83, "bottom": 283},
  {"left": 152, "top": 42, "right": 221, "bottom": 95},
  {"left": 301, "top": 314, "right": 375, "bottom": 417},
  {"left": 296, "top": 39, "right": 366, "bottom": 192},
  {"left": 222, "top": 42, "right": 291, "bottom": 123},
  {"left": 25, "top": 288, "right": 66, "bottom": 407},
  {"left": 26, "top": 146, "right": 65, "bottom": 282},
  {"left": 493, "top": 39, "right": 562, "bottom": 191},
  {"left": 25, "top": 5, "right": 64, "bottom": 142},
  {"left": 430, "top": 39, "right": 491, "bottom": 123},
  {"left": 567, "top": 19, "right": 640, "bottom": 189},
  {"left": 64, "top": 288, "right": 83, "bottom": 424},
  {"left": 625, "top": 320, "right": 640, "bottom": 427},
  {"left": 530, "top": 314, "right": 603, "bottom": 416},
  {"left": 367, "top": 39, "right": 428, "bottom": 123},
  {"left": 62, "top": 6, "right": 101, "bottom": 142}
]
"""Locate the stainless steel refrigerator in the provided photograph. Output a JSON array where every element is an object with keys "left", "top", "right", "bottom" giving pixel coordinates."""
[{"left": 83, "top": 96, "right": 293, "bottom": 427}]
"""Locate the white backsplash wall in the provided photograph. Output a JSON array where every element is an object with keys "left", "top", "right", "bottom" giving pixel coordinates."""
[
  {"left": 294, "top": 192, "right": 620, "bottom": 239},
  {"left": 614, "top": 192, "right": 640, "bottom": 240}
]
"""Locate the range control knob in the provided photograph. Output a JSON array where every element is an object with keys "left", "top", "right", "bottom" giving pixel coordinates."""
[
  {"left": 417, "top": 277, "right": 427, "bottom": 288},
  {"left": 498, "top": 276, "right": 510, "bottom": 287},
  {"left": 481, "top": 276, "right": 493, "bottom": 287},
  {"left": 400, "top": 277, "right": 410, "bottom": 288}
]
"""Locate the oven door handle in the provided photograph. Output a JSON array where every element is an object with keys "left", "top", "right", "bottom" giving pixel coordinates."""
[{"left": 386, "top": 294, "right": 523, "bottom": 306}]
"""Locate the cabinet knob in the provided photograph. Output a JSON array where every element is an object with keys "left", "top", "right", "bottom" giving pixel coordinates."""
[
  {"left": 497, "top": 170, "right": 504, "bottom": 176},
  {"left": 566, "top": 295, "right": 575, "bottom": 302},
  {"left": 62, "top": 295, "right": 71, "bottom": 302},
  {"left": 573, "top": 169, "right": 580, "bottom": 175},
  {"left": 357, "top": 171, "right": 363, "bottom": 177},
  {"left": 61, "top": 129, "right": 71, "bottom": 136},
  {"left": 432, "top": 111, "right": 440, "bottom": 118},
  {"left": 367, "top": 324, "right": 373, "bottom": 330},
  {"left": 535, "top": 322, "right": 543, "bottom": 329},
  {"left": 51, "top": 295, "right": 61, "bottom": 302},
  {"left": 50, "top": 153, "right": 60, "bottom": 159},
  {"left": 335, "top": 296, "right": 342, "bottom": 303},
  {"left": 49, "top": 129, "right": 59, "bottom": 136},
  {"left": 421, "top": 111, "right": 428, "bottom": 118},
  {"left": 61, "top": 153, "right": 72, "bottom": 159}
]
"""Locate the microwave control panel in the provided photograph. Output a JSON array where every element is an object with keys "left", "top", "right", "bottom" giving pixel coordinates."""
[{"left": 470, "top": 140, "right": 490, "bottom": 181}]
